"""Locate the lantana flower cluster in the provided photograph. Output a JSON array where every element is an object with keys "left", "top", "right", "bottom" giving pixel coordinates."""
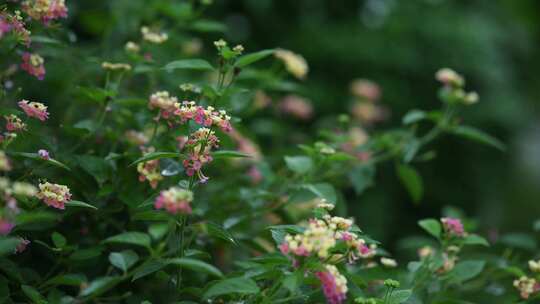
[
  {"left": 274, "top": 48, "right": 308, "bottom": 80},
  {"left": 0, "top": 151, "right": 37, "bottom": 236},
  {"left": 436, "top": 68, "right": 479, "bottom": 105},
  {"left": 18, "top": 99, "right": 49, "bottom": 121},
  {"left": 36, "top": 181, "right": 72, "bottom": 210},
  {"left": 0, "top": 11, "right": 31, "bottom": 46},
  {"left": 137, "top": 147, "right": 163, "bottom": 189},
  {"left": 154, "top": 187, "right": 194, "bottom": 215},
  {"left": 21, "top": 52, "right": 46, "bottom": 80},
  {"left": 21, "top": 0, "right": 68, "bottom": 25},
  {"left": 512, "top": 259, "right": 540, "bottom": 299},
  {"left": 278, "top": 209, "right": 378, "bottom": 304},
  {"left": 148, "top": 91, "right": 233, "bottom": 133},
  {"left": 349, "top": 79, "right": 387, "bottom": 125}
]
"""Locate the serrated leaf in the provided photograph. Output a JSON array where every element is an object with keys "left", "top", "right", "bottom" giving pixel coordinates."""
[
  {"left": 109, "top": 250, "right": 139, "bottom": 272},
  {"left": 163, "top": 59, "right": 214, "bottom": 71},
  {"left": 235, "top": 49, "right": 274, "bottom": 68},
  {"left": 103, "top": 232, "right": 151, "bottom": 248},
  {"left": 167, "top": 258, "right": 223, "bottom": 278},
  {"left": 129, "top": 152, "right": 179, "bottom": 167},
  {"left": 450, "top": 125, "right": 505, "bottom": 151},
  {"left": 66, "top": 200, "right": 98, "bottom": 210},
  {"left": 284, "top": 156, "right": 313, "bottom": 175},
  {"left": 203, "top": 277, "right": 259, "bottom": 299},
  {"left": 396, "top": 164, "right": 423, "bottom": 204},
  {"left": 418, "top": 219, "right": 442, "bottom": 239}
]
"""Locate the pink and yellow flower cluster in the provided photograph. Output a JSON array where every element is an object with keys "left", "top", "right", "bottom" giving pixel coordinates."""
[{"left": 154, "top": 187, "right": 194, "bottom": 215}]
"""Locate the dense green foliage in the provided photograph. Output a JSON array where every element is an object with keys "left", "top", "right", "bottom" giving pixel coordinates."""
[{"left": 0, "top": 1, "right": 539, "bottom": 303}]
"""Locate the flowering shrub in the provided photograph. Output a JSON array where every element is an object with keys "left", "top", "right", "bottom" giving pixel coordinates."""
[{"left": 0, "top": 1, "right": 534, "bottom": 304}]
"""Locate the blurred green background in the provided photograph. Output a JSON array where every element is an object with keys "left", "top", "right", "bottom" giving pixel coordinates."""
[
  {"left": 204, "top": 0, "right": 540, "bottom": 244},
  {"left": 28, "top": 0, "right": 540, "bottom": 255}
]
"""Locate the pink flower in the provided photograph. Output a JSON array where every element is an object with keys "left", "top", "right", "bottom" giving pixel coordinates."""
[
  {"left": 350, "top": 79, "right": 381, "bottom": 102},
  {"left": 0, "top": 14, "right": 12, "bottom": 38},
  {"left": 5, "top": 114, "right": 26, "bottom": 132},
  {"left": 441, "top": 217, "right": 465, "bottom": 237},
  {"left": 38, "top": 149, "right": 50, "bottom": 160},
  {"left": 0, "top": 218, "right": 14, "bottom": 235},
  {"left": 316, "top": 265, "right": 347, "bottom": 304},
  {"left": 247, "top": 166, "right": 263, "bottom": 184},
  {"left": 21, "top": 53, "right": 46, "bottom": 80},
  {"left": 37, "top": 182, "right": 71, "bottom": 210},
  {"left": 278, "top": 95, "right": 313, "bottom": 120},
  {"left": 154, "top": 187, "right": 194, "bottom": 215},
  {"left": 279, "top": 242, "right": 289, "bottom": 255},
  {"left": 18, "top": 100, "right": 49, "bottom": 121},
  {"left": 22, "top": 0, "right": 68, "bottom": 24}
]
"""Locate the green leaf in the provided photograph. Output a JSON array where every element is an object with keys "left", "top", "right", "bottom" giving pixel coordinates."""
[
  {"left": 268, "top": 225, "right": 305, "bottom": 245},
  {"left": 396, "top": 164, "right": 423, "bottom": 204},
  {"left": 103, "top": 232, "right": 151, "bottom": 249},
  {"left": 129, "top": 152, "right": 179, "bottom": 167},
  {"left": 80, "top": 276, "right": 121, "bottom": 297},
  {"left": 76, "top": 86, "right": 116, "bottom": 104},
  {"left": 69, "top": 247, "right": 103, "bottom": 260},
  {"left": 402, "top": 109, "right": 427, "bottom": 125},
  {"left": 109, "top": 250, "right": 139, "bottom": 273},
  {"left": 284, "top": 156, "right": 313, "bottom": 175},
  {"left": 190, "top": 20, "right": 227, "bottom": 32},
  {"left": 0, "top": 275, "right": 9, "bottom": 302},
  {"left": 21, "top": 285, "right": 47, "bottom": 304},
  {"left": 45, "top": 274, "right": 87, "bottom": 287},
  {"left": 203, "top": 277, "right": 260, "bottom": 299},
  {"left": 450, "top": 125, "right": 506, "bottom": 151},
  {"left": 212, "top": 150, "right": 251, "bottom": 159},
  {"left": 163, "top": 59, "right": 214, "bottom": 71},
  {"left": 499, "top": 233, "right": 537, "bottom": 251},
  {"left": 348, "top": 164, "right": 375, "bottom": 195},
  {"left": 388, "top": 289, "right": 412, "bottom": 304},
  {"left": 206, "top": 222, "right": 236, "bottom": 245},
  {"left": 235, "top": 49, "right": 275, "bottom": 68},
  {"left": 0, "top": 237, "right": 21, "bottom": 256},
  {"left": 302, "top": 183, "right": 337, "bottom": 204},
  {"left": 65, "top": 200, "right": 98, "bottom": 210},
  {"left": 418, "top": 219, "right": 442, "bottom": 239},
  {"left": 10, "top": 152, "right": 71, "bottom": 171},
  {"left": 447, "top": 260, "right": 485, "bottom": 283},
  {"left": 132, "top": 260, "right": 166, "bottom": 281},
  {"left": 51, "top": 232, "right": 67, "bottom": 248},
  {"left": 77, "top": 155, "right": 111, "bottom": 185},
  {"left": 167, "top": 258, "right": 223, "bottom": 278},
  {"left": 463, "top": 234, "right": 489, "bottom": 246},
  {"left": 132, "top": 211, "right": 170, "bottom": 222}
]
